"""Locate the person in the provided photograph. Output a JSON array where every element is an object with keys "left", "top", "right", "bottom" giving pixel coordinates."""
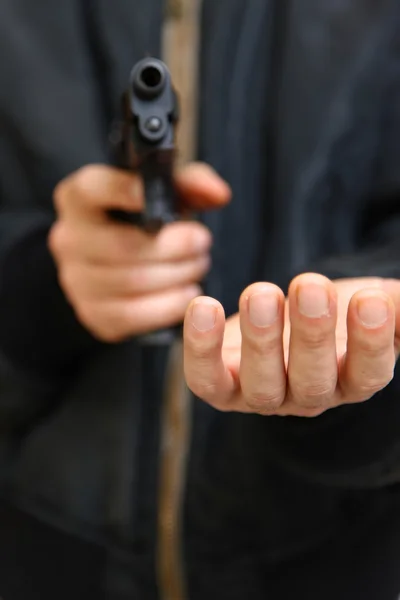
[{"left": 0, "top": 1, "right": 400, "bottom": 599}]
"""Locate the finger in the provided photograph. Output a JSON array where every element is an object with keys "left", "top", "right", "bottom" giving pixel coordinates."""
[
  {"left": 61, "top": 255, "right": 211, "bottom": 300},
  {"left": 287, "top": 274, "right": 338, "bottom": 410},
  {"left": 76, "top": 285, "right": 202, "bottom": 342},
  {"left": 238, "top": 283, "right": 286, "bottom": 414},
  {"left": 339, "top": 289, "right": 396, "bottom": 403},
  {"left": 54, "top": 165, "right": 144, "bottom": 218},
  {"left": 381, "top": 278, "right": 400, "bottom": 354},
  {"left": 183, "top": 297, "right": 237, "bottom": 410},
  {"left": 51, "top": 220, "right": 212, "bottom": 266},
  {"left": 175, "top": 162, "right": 232, "bottom": 210}
]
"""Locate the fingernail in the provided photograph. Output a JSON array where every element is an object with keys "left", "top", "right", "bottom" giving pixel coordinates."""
[
  {"left": 191, "top": 301, "right": 217, "bottom": 332},
  {"left": 297, "top": 283, "right": 330, "bottom": 318},
  {"left": 357, "top": 296, "right": 389, "bottom": 328},
  {"left": 248, "top": 291, "right": 279, "bottom": 328}
]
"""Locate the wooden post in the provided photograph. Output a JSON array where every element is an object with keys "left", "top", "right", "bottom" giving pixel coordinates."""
[{"left": 163, "top": 0, "right": 202, "bottom": 165}]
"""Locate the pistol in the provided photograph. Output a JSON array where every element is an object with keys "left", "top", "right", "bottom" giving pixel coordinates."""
[
  {"left": 111, "top": 58, "right": 181, "bottom": 345},
  {"left": 111, "top": 57, "right": 180, "bottom": 233}
]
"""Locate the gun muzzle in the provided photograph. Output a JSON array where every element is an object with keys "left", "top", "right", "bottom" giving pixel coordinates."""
[{"left": 132, "top": 59, "right": 167, "bottom": 100}]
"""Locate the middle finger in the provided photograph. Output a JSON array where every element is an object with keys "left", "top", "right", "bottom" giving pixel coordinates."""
[{"left": 287, "top": 274, "right": 338, "bottom": 412}]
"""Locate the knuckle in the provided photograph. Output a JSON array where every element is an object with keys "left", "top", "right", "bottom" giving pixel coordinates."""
[
  {"left": 355, "top": 336, "right": 390, "bottom": 357},
  {"left": 47, "top": 223, "right": 59, "bottom": 255},
  {"left": 70, "top": 168, "right": 90, "bottom": 198},
  {"left": 244, "top": 334, "right": 281, "bottom": 356},
  {"left": 296, "top": 329, "right": 331, "bottom": 350},
  {"left": 244, "top": 388, "right": 285, "bottom": 414},
  {"left": 186, "top": 378, "right": 218, "bottom": 401},
  {"left": 295, "top": 405, "right": 326, "bottom": 418},
  {"left": 58, "top": 266, "right": 77, "bottom": 297},
  {"left": 73, "top": 300, "right": 95, "bottom": 327},
  {"left": 190, "top": 349, "right": 213, "bottom": 366},
  {"left": 291, "top": 377, "right": 336, "bottom": 407},
  {"left": 352, "top": 372, "right": 394, "bottom": 400},
  {"left": 48, "top": 222, "right": 71, "bottom": 258},
  {"left": 74, "top": 164, "right": 103, "bottom": 185},
  {"left": 189, "top": 340, "right": 219, "bottom": 361},
  {"left": 98, "top": 329, "right": 126, "bottom": 343},
  {"left": 73, "top": 302, "right": 96, "bottom": 333},
  {"left": 70, "top": 164, "right": 103, "bottom": 203},
  {"left": 210, "top": 401, "right": 236, "bottom": 413},
  {"left": 78, "top": 304, "right": 126, "bottom": 343}
]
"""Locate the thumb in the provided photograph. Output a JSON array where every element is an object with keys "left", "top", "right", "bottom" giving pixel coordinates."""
[{"left": 175, "top": 162, "right": 232, "bottom": 210}]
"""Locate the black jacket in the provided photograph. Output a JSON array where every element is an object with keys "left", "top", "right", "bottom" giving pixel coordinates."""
[{"left": 0, "top": 1, "right": 400, "bottom": 599}]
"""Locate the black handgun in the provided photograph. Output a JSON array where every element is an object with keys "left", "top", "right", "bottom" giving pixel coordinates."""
[
  {"left": 111, "top": 57, "right": 181, "bottom": 345},
  {"left": 111, "top": 57, "right": 180, "bottom": 233}
]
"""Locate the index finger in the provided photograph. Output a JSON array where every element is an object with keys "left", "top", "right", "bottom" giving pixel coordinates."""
[
  {"left": 183, "top": 297, "right": 237, "bottom": 410},
  {"left": 54, "top": 164, "right": 144, "bottom": 217}
]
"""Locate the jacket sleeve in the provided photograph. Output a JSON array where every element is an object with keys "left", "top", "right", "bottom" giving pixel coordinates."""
[
  {"left": 306, "top": 33, "right": 400, "bottom": 281},
  {"left": 0, "top": 210, "right": 102, "bottom": 381},
  {"left": 308, "top": 201, "right": 400, "bottom": 281}
]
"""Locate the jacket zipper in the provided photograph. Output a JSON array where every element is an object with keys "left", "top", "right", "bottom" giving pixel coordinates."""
[
  {"left": 157, "top": 2, "right": 202, "bottom": 599},
  {"left": 157, "top": 339, "right": 192, "bottom": 600}
]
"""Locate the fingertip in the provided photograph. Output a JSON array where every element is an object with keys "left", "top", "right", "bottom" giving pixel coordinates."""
[
  {"left": 342, "top": 288, "right": 396, "bottom": 401},
  {"left": 288, "top": 273, "right": 337, "bottom": 321},
  {"left": 175, "top": 162, "right": 232, "bottom": 209},
  {"left": 240, "top": 282, "right": 284, "bottom": 307},
  {"left": 288, "top": 273, "right": 335, "bottom": 297},
  {"left": 349, "top": 288, "right": 395, "bottom": 330},
  {"left": 185, "top": 296, "right": 224, "bottom": 334},
  {"left": 239, "top": 283, "right": 284, "bottom": 330},
  {"left": 351, "top": 287, "right": 393, "bottom": 304}
]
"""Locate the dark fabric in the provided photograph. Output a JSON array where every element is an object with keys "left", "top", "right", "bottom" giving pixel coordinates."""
[
  {"left": 187, "top": 478, "right": 400, "bottom": 600},
  {"left": 0, "top": 503, "right": 105, "bottom": 600},
  {"left": 0, "top": 0, "right": 399, "bottom": 598},
  {"left": 0, "top": 223, "right": 100, "bottom": 380},
  {"left": 1, "top": 487, "right": 400, "bottom": 600}
]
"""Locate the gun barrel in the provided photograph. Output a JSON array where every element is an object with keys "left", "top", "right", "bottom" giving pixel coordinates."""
[
  {"left": 111, "top": 57, "right": 181, "bottom": 345},
  {"left": 132, "top": 59, "right": 167, "bottom": 100}
]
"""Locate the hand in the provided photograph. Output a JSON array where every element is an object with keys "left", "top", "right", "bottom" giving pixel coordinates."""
[
  {"left": 184, "top": 274, "right": 400, "bottom": 417},
  {"left": 48, "top": 163, "right": 230, "bottom": 341}
]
